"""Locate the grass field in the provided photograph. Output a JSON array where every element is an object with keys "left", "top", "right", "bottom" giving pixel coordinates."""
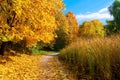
[{"left": 59, "top": 35, "right": 120, "bottom": 80}]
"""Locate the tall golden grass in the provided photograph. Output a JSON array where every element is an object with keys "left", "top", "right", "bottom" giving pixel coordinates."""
[{"left": 59, "top": 35, "right": 120, "bottom": 80}]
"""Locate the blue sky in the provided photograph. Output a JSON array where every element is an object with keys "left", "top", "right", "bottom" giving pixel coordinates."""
[{"left": 63, "top": 0, "right": 114, "bottom": 24}]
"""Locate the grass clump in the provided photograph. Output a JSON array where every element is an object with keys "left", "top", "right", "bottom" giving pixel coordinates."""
[{"left": 59, "top": 35, "right": 120, "bottom": 80}]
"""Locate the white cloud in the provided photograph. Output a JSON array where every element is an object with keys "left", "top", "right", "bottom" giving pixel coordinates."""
[
  {"left": 76, "top": 7, "right": 113, "bottom": 24},
  {"left": 76, "top": 13, "right": 111, "bottom": 19},
  {"left": 98, "top": 7, "right": 108, "bottom": 13}
]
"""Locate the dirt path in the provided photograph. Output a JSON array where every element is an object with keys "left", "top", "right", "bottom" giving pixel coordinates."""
[{"left": 38, "top": 53, "right": 74, "bottom": 80}]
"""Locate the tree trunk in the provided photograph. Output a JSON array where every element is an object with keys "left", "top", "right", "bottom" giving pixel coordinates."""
[{"left": 0, "top": 42, "right": 7, "bottom": 55}]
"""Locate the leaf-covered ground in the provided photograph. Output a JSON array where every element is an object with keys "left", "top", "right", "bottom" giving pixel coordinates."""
[{"left": 0, "top": 53, "right": 75, "bottom": 80}]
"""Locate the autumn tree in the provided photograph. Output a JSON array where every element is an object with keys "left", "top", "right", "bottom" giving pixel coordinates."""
[
  {"left": 54, "top": 12, "right": 69, "bottom": 50},
  {"left": 0, "top": 0, "right": 64, "bottom": 55},
  {"left": 79, "top": 20, "right": 105, "bottom": 37},
  {"left": 53, "top": 12, "right": 79, "bottom": 50},
  {"left": 66, "top": 12, "right": 79, "bottom": 42}
]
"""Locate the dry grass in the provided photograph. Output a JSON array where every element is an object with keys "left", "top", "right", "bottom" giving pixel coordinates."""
[{"left": 59, "top": 35, "right": 120, "bottom": 80}]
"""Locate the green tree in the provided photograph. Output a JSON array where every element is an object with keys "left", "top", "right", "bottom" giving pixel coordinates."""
[
  {"left": 109, "top": 0, "right": 120, "bottom": 31},
  {"left": 106, "top": 20, "right": 117, "bottom": 35}
]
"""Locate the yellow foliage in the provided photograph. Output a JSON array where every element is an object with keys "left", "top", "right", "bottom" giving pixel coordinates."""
[
  {"left": 79, "top": 20, "right": 106, "bottom": 37},
  {"left": 66, "top": 12, "right": 79, "bottom": 42},
  {"left": 0, "top": 53, "right": 76, "bottom": 80},
  {"left": 0, "top": 0, "right": 64, "bottom": 46},
  {"left": 0, "top": 54, "right": 41, "bottom": 80}
]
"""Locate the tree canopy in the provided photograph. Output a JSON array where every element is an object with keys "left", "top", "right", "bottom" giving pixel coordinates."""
[
  {"left": 79, "top": 20, "right": 105, "bottom": 37},
  {"left": 66, "top": 12, "right": 79, "bottom": 42},
  {"left": 109, "top": 0, "right": 120, "bottom": 31},
  {"left": 0, "top": 0, "right": 64, "bottom": 47}
]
